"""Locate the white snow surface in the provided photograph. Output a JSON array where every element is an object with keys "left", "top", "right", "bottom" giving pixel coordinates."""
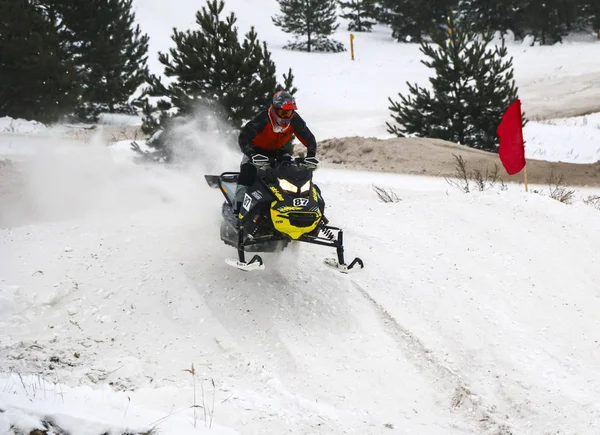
[
  {"left": 0, "top": 117, "right": 48, "bottom": 136},
  {"left": 2, "top": 132, "right": 600, "bottom": 434},
  {"left": 2, "top": 1, "right": 600, "bottom": 433},
  {"left": 0, "top": 374, "right": 240, "bottom": 435},
  {"left": 97, "top": 113, "right": 143, "bottom": 126},
  {"left": 524, "top": 113, "right": 600, "bottom": 163}
]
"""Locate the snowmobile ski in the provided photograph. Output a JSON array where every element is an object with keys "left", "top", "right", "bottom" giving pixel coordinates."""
[
  {"left": 324, "top": 257, "right": 364, "bottom": 274},
  {"left": 225, "top": 255, "right": 265, "bottom": 272}
]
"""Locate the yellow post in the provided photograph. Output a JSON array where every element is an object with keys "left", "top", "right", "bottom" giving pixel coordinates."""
[
  {"left": 524, "top": 166, "right": 529, "bottom": 192},
  {"left": 350, "top": 34, "right": 355, "bottom": 60}
]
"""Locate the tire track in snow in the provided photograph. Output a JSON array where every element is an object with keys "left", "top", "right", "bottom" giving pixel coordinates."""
[{"left": 351, "top": 280, "right": 514, "bottom": 435}]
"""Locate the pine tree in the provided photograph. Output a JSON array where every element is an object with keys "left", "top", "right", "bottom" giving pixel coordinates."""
[
  {"left": 379, "top": 0, "right": 458, "bottom": 43},
  {"left": 0, "top": 0, "right": 79, "bottom": 123},
  {"left": 457, "top": 0, "right": 524, "bottom": 38},
  {"left": 339, "top": 0, "right": 379, "bottom": 32},
  {"left": 577, "top": 0, "right": 600, "bottom": 37},
  {"left": 38, "top": 0, "right": 149, "bottom": 121},
  {"left": 272, "top": 0, "right": 346, "bottom": 52},
  {"left": 387, "top": 14, "right": 523, "bottom": 152},
  {"left": 522, "top": 0, "right": 568, "bottom": 44},
  {"left": 136, "top": 0, "right": 297, "bottom": 161}
]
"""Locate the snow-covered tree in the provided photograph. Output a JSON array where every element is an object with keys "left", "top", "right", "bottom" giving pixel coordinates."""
[
  {"left": 339, "top": 0, "right": 379, "bottom": 32},
  {"left": 577, "top": 0, "right": 600, "bottom": 37},
  {"left": 0, "top": 0, "right": 79, "bottom": 123},
  {"left": 272, "top": 0, "right": 346, "bottom": 52},
  {"left": 522, "top": 0, "right": 569, "bottom": 45},
  {"left": 387, "top": 14, "right": 523, "bottom": 152},
  {"left": 379, "top": 0, "right": 458, "bottom": 43},
  {"left": 457, "top": 0, "right": 524, "bottom": 37},
  {"left": 39, "top": 0, "right": 150, "bottom": 121},
  {"left": 136, "top": 0, "right": 296, "bottom": 161}
]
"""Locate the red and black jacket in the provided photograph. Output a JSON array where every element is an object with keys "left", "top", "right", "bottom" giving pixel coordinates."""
[{"left": 238, "top": 110, "right": 317, "bottom": 158}]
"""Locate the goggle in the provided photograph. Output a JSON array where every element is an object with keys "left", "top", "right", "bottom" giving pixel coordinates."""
[{"left": 275, "top": 108, "right": 294, "bottom": 119}]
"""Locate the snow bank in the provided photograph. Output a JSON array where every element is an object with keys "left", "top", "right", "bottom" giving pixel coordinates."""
[
  {"left": 0, "top": 374, "right": 240, "bottom": 435},
  {"left": 3, "top": 153, "right": 600, "bottom": 433},
  {"left": 525, "top": 117, "right": 600, "bottom": 163},
  {"left": 0, "top": 117, "right": 48, "bottom": 135},
  {"left": 98, "top": 113, "right": 143, "bottom": 126}
]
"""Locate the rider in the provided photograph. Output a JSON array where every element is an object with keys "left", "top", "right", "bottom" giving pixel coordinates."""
[{"left": 234, "top": 90, "right": 319, "bottom": 214}]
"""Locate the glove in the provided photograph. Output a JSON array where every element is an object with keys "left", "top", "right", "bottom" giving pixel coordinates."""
[
  {"left": 303, "top": 156, "right": 319, "bottom": 168},
  {"left": 251, "top": 154, "right": 270, "bottom": 167},
  {"left": 263, "top": 167, "right": 277, "bottom": 182}
]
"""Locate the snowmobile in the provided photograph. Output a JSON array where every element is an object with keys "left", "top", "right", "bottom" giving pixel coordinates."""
[{"left": 204, "top": 155, "right": 364, "bottom": 272}]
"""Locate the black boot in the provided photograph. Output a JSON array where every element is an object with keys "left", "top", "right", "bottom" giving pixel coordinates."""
[{"left": 233, "top": 185, "right": 246, "bottom": 228}]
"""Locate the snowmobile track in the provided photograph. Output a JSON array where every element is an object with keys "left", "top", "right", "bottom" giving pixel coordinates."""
[{"left": 351, "top": 281, "right": 514, "bottom": 435}]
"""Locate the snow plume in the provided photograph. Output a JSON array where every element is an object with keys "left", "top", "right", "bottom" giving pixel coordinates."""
[
  {"left": 153, "top": 103, "right": 242, "bottom": 174},
  {"left": 0, "top": 107, "right": 242, "bottom": 229}
]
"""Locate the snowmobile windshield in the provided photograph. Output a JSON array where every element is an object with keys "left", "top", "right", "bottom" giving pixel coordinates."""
[{"left": 274, "top": 162, "right": 312, "bottom": 186}]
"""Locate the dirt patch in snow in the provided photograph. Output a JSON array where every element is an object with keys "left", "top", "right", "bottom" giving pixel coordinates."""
[{"left": 308, "top": 136, "right": 600, "bottom": 187}]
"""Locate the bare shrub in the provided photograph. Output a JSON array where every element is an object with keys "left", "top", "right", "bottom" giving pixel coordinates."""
[
  {"left": 546, "top": 171, "right": 575, "bottom": 204},
  {"left": 0, "top": 158, "right": 12, "bottom": 169},
  {"left": 373, "top": 185, "right": 401, "bottom": 203},
  {"left": 583, "top": 195, "right": 600, "bottom": 210},
  {"left": 446, "top": 154, "right": 471, "bottom": 193},
  {"left": 111, "top": 126, "right": 145, "bottom": 142},
  {"left": 3, "top": 120, "right": 17, "bottom": 133},
  {"left": 445, "top": 154, "right": 506, "bottom": 193}
]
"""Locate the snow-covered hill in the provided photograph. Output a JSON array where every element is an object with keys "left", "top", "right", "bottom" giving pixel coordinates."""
[{"left": 131, "top": 0, "right": 600, "bottom": 143}]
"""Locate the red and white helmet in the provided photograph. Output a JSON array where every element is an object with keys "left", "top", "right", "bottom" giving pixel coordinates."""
[
  {"left": 269, "top": 90, "right": 297, "bottom": 132},
  {"left": 272, "top": 90, "right": 297, "bottom": 111}
]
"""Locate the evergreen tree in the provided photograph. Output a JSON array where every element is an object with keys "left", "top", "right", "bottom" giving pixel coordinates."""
[
  {"left": 522, "top": 0, "right": 568, "bottom": 44},
  {"left": 557, "top": 0, "right": 580, "bottom": 32},
  {"left": 272, "top": 0, "right": 346, "bottom": 52},
  {"left": 339, "top": 0, "right": 379, "bottom": 32},
  {"left": 577, "top": 0, "right": 600, "bottom": 37},
  {"left": 0, "top": 0, "right": 78, "bottom": 123},
  {"left": 137, "top": 0, "right": 296, "bottom": 161},
  {"left": 379, "top": 0, "right": 458, "bottom": 43},
  {"left": 457, "top": 0, "right": 524, "bottom": 38},
  {"left": 276, "top": 68, "right": 298, "bottom": 95},
  {"left": 387, "top": 14, "right": 522, "bottom": 152},
  {"left": 38, "top": 0, "right": 149, "bottom": 121}
]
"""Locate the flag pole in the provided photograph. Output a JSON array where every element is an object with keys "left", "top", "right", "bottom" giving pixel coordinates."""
[{"left": 523, "top": 137, "right": 528, "bottom": 192}]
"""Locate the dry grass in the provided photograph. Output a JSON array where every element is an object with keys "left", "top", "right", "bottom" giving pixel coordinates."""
[
  {"left": 445, "top": 154, "right": 506, "bottom": 193},
  {"left": 546, "top": 171, "right": 575, "bottom": 204},
  {"left": 583, "top": 195, "right": 600, "bottom": 210},
  {"left": 373, "top": 185, "right": 401, "bottom": 203}
]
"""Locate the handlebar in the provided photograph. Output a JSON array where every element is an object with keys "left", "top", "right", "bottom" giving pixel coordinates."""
[{"left": 253, "top": 155, "right": 314, "bottom": 170}]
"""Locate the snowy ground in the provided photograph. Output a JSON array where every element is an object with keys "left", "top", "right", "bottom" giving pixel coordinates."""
[
  {"left": 525, "top": 113, "right": 600, "bottom": 163},
  {"left": 0, "top": 373, "right": 239, "bottom": 435},
  {"left": 2, "top": 1, "right": 600, "bottom": 433},
  {"left": 2, "top": 134, "right": 600, "bottom": 434}
]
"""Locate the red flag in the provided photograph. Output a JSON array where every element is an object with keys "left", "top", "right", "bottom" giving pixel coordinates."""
[{"left": 497, "top": 99, "right": 526, "bottom": 175}]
